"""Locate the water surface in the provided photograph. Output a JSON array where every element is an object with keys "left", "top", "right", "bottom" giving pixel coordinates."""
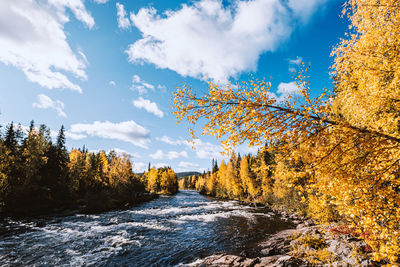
[{"left": 0, "top": 190, "right": 293, "bottom": 266}]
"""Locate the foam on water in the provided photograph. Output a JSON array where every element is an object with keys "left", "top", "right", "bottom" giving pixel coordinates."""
[{"left": 0, "top": 190, "right": 293, "bottom": 266}]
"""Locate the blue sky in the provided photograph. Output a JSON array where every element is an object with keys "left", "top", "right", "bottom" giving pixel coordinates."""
[{"left": 0, "top": 0, "right": 347, "bottom": 172}]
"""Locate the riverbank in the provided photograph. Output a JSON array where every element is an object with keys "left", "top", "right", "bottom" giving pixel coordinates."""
[
  {"left": 189, "top": 188, "right": 378, "bottom": 266},
  {"left": 0, "top": 191, "right": 159, "bottom": 219},
  {"left": 189, "top": 212, "right": 374, "bottom": 267}
]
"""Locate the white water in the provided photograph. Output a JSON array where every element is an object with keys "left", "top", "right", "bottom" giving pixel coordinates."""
[{"left": 0, "top": 190, "right": 293, "bottom": 266}]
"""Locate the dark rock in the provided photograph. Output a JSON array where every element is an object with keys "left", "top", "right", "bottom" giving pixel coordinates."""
[
  {"left": 191, "top": 215, "right": 373, "bottom": 267},
  {"left": 259, "top": 229, "right": 297, "bottom": 256},
  {"left": 291, "top": 220, "right": 301, "bottom": 225},
  {"left": 275, "top": 255, "right": 294, "bottom": 267},
  {"left": 240, "top": 250, "right": 248, "bottom": 257},
  {"left": 254, "top": 256, "right": 280, "bottom": 267},
  {"left": 198, "top": 254, "right": 259, "bottom": 267}
]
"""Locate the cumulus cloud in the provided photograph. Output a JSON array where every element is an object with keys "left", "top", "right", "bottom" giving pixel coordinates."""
[
  {"left": 32, "top": 94, "right": 67, "bottom": 118},
  {"left": 50, "top": 0, "right": 95, "bottom": 28},
  {"left": 156, "top": 135, "right": 186, "bottom": 146},
  {"left": 130, "top": 74, "right": 155, "bottom": 94},
  {"left": 126, "top": 0, "right": 328, "bottom": 82},
  {"left": 157, "top": 136, "right": 226, "bottom": 160},
  {"left": 179, "top": 161, "right": 200, "bottom": 168},
  {"left": 111, "top": 148, "right": 140, "bottom": 159},
  {"left": 277, "top": 81, "right": 301, "bottom": 100},
  {"left": 149, "top": 150, "right": 188, "bottom": 160},
  {"left": 0, "top": 0, "right": 95, "bottom": 92},
  {"left": 288, "top": 0, "right": 328, "bottom": 23},
  {"left": 116, "top": 3, "right": 131, "bottom": 29},
  {"left": 185, "top": 139, "right": 225, "bottom": 160},
  {"left": 70, "top": 120, "right": 150, "bottom": 148},
  {"left": 133, "top": 97, "right": 164, "bottom": 118},
  {"left": 65, "top": 132, "right": 87, "bottom": 140},
  {"left": 132, "top": 162, "right": 148, "bottom": 172},
  {"left": 109, "top": 80, "right": 116, "bottom": 86},
  {"left": 93, "top": 0, "right": 108, "bottom": 3},
  {"left": 158, "top": 136, "right": 258, "bottom": 161}
]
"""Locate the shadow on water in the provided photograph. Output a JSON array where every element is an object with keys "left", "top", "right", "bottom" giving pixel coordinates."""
[{"left": 0, "top": 190, "right": 294, "bottom": 266}]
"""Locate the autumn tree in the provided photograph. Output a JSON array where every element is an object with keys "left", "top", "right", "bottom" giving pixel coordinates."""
[
  {"left": 144, "top": 167, "right": 179, "bottom": 194},
  {"left": 227, "top": 159, "right": 242, "bottom": 198},
  {"left": 205, "top": 171, "right": 217, "bottom": 195},
  {"left": 240, "top": 156, "right": 259, "bottom": 198},
  {"left": 165, "top": 169, "right": 178, "bottom": 194},
  {"left": 173, "top": 0, "right": 400, "bottom": 263},
  {"left": 22, "top": 125, "right": 48, "bottom": 189},
  {"left": 98, "top": 150, "right": 110, "bottom": 186},
  {"left": 69, "top": 149, "right": 86, "bottom": 194},
  {"left": 217, "top": 160, "right": 227, "bottom": 196},
  {"left": 0, "top": 122, "right": 152, "bottom": 216}
]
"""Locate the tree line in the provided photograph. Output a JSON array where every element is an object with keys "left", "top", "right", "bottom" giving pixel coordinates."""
[
  {"left": 140, "top": 167, "right": 179, "bottom": 195},
  {"left": 173, "top": 0, "right": 400, "bottom": 264},
  {"left": 179, "top": 149, "right": 308, "bottom": 212},
  {"left": 0, "top": 121, "right": 176, "bottom": 216}
]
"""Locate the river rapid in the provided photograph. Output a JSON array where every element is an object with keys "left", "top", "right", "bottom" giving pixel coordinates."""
[{"left": 0, "top": 190, "right": 294, "bottom": 266}]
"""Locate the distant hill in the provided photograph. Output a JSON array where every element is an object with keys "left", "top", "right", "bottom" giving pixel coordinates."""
[{"left": 176, "top": 171, "right": 201, "bottom": 178}]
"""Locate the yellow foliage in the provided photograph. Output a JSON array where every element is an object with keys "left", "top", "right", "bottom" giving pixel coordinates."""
[
  {"left": 240, "top": 156, "right": 259, "bottom": 197},
  {"left": 172, "top": 0, "right": 400, "bottom": 263},
  {"left": 143, "top": 167, "right": 178, "bottom": 194},
  {"left": 290, "top": 234, "right": 335, "bottom": 265},
  {"left": 205, "top": 172, "right": 217, "bottom": 194}
]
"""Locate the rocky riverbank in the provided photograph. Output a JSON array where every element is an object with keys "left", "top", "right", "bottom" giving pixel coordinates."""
[{"left": 190, "top": 213, "right": 374, "bottom": 267}]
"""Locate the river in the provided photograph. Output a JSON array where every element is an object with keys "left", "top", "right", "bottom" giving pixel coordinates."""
[{"left": 0, "top": 190, "right": 294, "bottom": 266}]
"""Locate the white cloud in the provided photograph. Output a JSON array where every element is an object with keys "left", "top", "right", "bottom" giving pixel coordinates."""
[
  {"left": 149, "top": 149, "right": 188, "bottom": 160},
  {"left": 112, "top": 148, "right": 140, "bottom": 159},
  {"left": 132, "top": 162, "right": 148, "bottom": 172},
  {"left": 289, "top": 57, "right": 302, "bottom": 65},
  {"left": 159, "top": 136, "right": 255, "bottom": 160},
  {"left": 109, "top": 80, "right": 116, "bottom": 86},
  {"left": 288, "top": 0, "right": 328, "bottom": 23},
  {"left": 236, "top": 143, "right": 259, "bottom": 155},
  {"left": 93, "top": 0, "right": 108, "bottom": 3},
  {"left": 92, "top": 148, "right": 140, "bottom": 159},
  {"left": 133, "top": 97, "right": 164, "bottom": 118},
  {"left": 288, "top": 56, "right": 302, "bottom": 72},
  {"left": 156, "top": 135, "right": 185, "bottom": 146},
  {"left": 130, "top": 74, "right": 155, "bottom": 94},
  {"left": 178, "top": 161, "right": 200, "bottom": 168},
  {"left": 32, "top": 94, "right": 67, "bottom": 118},
  {"left": 70, "top": 120, "right": 150, "bottom": 148},
  {"left": 0, "top": 0, "right": 94, "bottom": 92},
  {"left": 185, "top": 139, "right": 225, "bottom": 160},
  {"left": 154, "top": 162, "right": 169, "bottom": 168},
  {"left": 277, "top": 81, "right": 301, "bottom": 100},
  {"left": 49, "top": 0, "right": 95, "bottom": 28},
  {"left": 126, "top": 0, "right": 328, "bottom": 82},
  {"left": 116, "top": 3, "right": 131, "bottom": 29},
  {"left": 65, "top": 131, "right": 87, "bottom": 140}
]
